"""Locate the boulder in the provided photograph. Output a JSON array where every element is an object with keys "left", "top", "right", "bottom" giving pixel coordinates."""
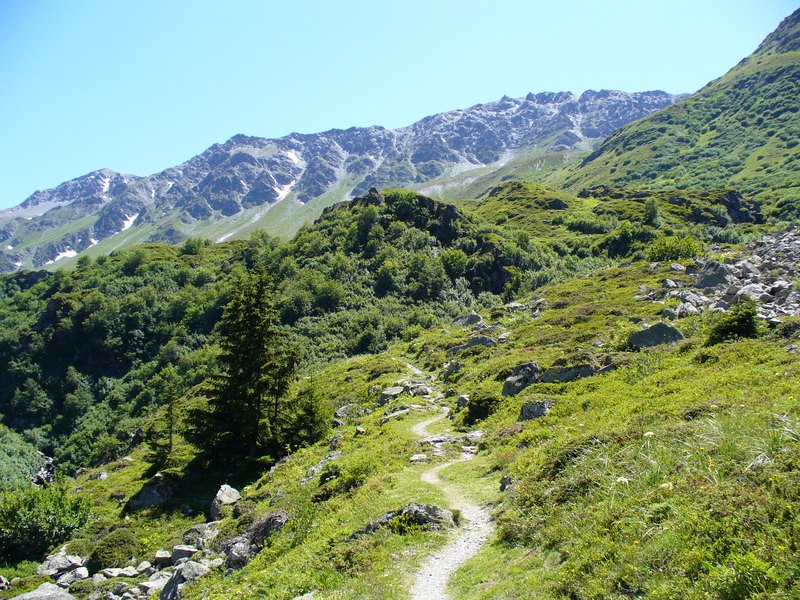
[
  {"left": 351, "top": 503, "right": 454, "bottom": 538},
  {"left": 136, "top": 561, "right": 152, "bottom": 574},
  {"left": 170, "top": 545, "right": 199, "bottom": 563},
  {"left": 500, "top": 474, "right": 513, "bottom": 491},
  {"left": 37, "top": 553, "right": 85, "bottom": 578},
  {"left": 453, "top": 310, "right": 483, "bottom": 326},
  {"left": 210, "top": 484, "right": 241, "bottom": 520},
  {"left": 627, "top": 322, "right": 684, "bottom": 349},
  {"left": 55, "top": 567, "right": 88, "bottom": 588},
  {"left": 403, "top": 381, "right": 431, "bottom": 397},
  {"left": 378, "top": 387, "right": 405, "bottom": 405},
  {"left": 540, "top": 364, "right": 596, "bottom": 384},
  {"left": 11, "top": 582, "right": 75, "bottom": 599},
  {"left": 695, "top": 260, "right": 732, "bottom": 289},
  {"left": 138, "top": 571, "right": 172, "bottom": 596},
  {"left": 410, "top": 454, "right": 429, "bottom": 463},
  {"left": 153, "top": 550, "right": 172, "bottom": 568},
  {"left": 502, "top": 362, "right": 541, "bottom": 396},
  {"left": 519, "top": 401, "right": 553, "bottom": 421},
  {"left": 446, "top": 335, "right": 496, "bottom": 356},
  {"left": 676, "top": 302, "right": 700, "bottom": 318},
  {"left": 221, "top": 510, "right": 289, "bottom": 568}
]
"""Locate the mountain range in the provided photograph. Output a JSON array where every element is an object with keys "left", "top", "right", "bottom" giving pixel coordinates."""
[{"left": 0, "top": 90, "right": 682, "bottom": 272}]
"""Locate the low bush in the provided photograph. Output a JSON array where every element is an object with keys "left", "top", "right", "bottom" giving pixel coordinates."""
[
  {"left": 87, "top": 528, "right": 140, "bottom": 573},
  {"left": 705, "top": 299, "right": 761, "bottom": 346},
  {"left": 0, "top": 483, "right": 91, "bottom": 563}
]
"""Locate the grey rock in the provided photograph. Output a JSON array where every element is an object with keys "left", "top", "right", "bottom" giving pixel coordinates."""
[
  {"left": 221, "top": 509, "right": 289, "bottom": 568},
  {"left": 453, "top": 310, "right": 483, "bottom": 326},
  {"left": 661, "top": 307, "right": 678, "bottom": 320},
  {"left": 669, "top": 263, "right": 686, "bottom": 272},
  {"left": 55, "top": 567, "right": 88, "bottom": 588},
  {"left": 662, "top": 278, "right": 679, "bottom": 288},
  {"left": 153, "top": 550, "right": 172, "bottom": 568},
  {"left": 380, "top": 408, "right": 411, "bottom": 425},
  {"left": 89, "top": 471, "right": 109, "bottom": 481},
  {"left": 676, "top": 302, "right": 700, "bottom": 318},
  {"left": 403, "top": 381, "right": 432, "bottom": 397},
  {"left": 505, "top": 302, "right": 525, "bottom": 312},
  {"left": 119, "top": 566, "right": 138, "bottom": 578},
  {"left": 409, "top": 454, "right": 429, "bottom": 463},
  {"left": 446, "top": 335, "right": 496, "bottom": 356},
  {"left": 519, "top": 401, "right": 553, "bottom": 421},
  {"left": 500, "top": 474, "right": 513, "bottom": 491},
  {"left": 441, "top": 360, "right": 463, "bottom": 380},
  {"left": 11, "top": 582, "right": 75, "bottom": 599},
  {"left": 138, "top": 571, "right": 171, "bottom": 596},
  {"left": 179, "top": 561, "right": 209, "bottom": 583},
  {"left": 328, "top": 433, "right": 343, "bottom": 450},
  {"left": 209, "top": 484, "right": 241, "bottom": 520},
  {"left": 170, "top": 546, "right": 199, "bottom": 563},
  {"left": 378, "top": 386, "right": 405, "bottom": 405},
  {"left": 292, "top": 594, "right": 316, "bottom": 600},
  {"left": 333, "top": 403, "right": 366, "bottom": 421},
  {"left": 695, "top": 260, "right": 732, "bottom": 289},
  {"left": 135, "top": 561, "right": 152, "bottom": 574},
  {"left": 502, "top": 362, "right": 541, "bottom": 396},
  {"left": 498, "top": 332, "right": 511, "bottom": 343},
  {"left": 352, "top": 503, "right": 455, "bottom": 538},
  {"left": 354, "top": 426, "right": 367, "bottom": 436},
  {"left": 182, "top": 523, "right": 220, "bottom": 550},
  {"left": 0, "top": 575, "right": 9, "bottom": 591},
  {"left": 37, "top": 553, "right": 85, "bottom": 577},
  {"left": 301, "top": 451, "right": 341, "bottom": 484},
  {"left": 627, "top": 322, "right": 684, "bottom": 349},
  {"left": 540, "top": 364, "right": 596, "bottom": 384},
  {"left": 91, "top": 574, "right": 107, "bottom": 585}
]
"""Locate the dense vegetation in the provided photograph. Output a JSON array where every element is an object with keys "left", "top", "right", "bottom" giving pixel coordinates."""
[{"left": 0, "top": 189, "right": 602, "bottom": 474}]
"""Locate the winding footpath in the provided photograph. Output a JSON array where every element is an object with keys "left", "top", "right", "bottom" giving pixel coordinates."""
[{"left": 407, "top": 391, "right": 493, "bottom": 599}]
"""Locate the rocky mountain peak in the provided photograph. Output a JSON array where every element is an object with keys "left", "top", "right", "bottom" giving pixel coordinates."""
[{"left": 0, "top": 88, "right": 681, "bottom": 271}]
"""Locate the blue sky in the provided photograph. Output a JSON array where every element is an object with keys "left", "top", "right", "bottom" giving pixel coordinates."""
[{"left": 0, "top": 0, "right": 795, "bottom": 209}]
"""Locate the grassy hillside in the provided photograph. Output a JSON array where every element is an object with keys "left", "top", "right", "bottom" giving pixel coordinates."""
[{"left": 552, "top": 9, "right": 800, "bottom": 220}]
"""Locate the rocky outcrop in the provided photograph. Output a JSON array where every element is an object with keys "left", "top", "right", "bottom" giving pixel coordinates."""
[
  {"left": 221, "top": 510, "right": 290, "bottom": 568},
  {"left": 350, "top": 503, "right": 455, "bottom": 539},
  {"left": 502, "top": 363, "right": 541, "bottom": 396}
]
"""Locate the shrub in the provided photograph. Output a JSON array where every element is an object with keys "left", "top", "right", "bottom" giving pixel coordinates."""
[
  {"left": 705, "top": 299, "right": 761, "bottom": 346},
  {"left": 461, "top": 390, "right": 501, "bottom": 425},
  {"left": 646, "top": 235, "right": 703, "bottom": 262},
  {"left": 87, "top": 528, "right": 140, "bottom": 573},
  {"left": 0, "top": 483, "right": 91, "bottom": 563}
]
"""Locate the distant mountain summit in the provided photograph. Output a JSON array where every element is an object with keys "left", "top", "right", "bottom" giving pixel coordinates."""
[{"left": 0, "top": 90, "right": 681, "bottom": 271}]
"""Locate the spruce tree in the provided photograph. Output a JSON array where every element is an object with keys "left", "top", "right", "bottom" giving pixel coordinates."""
[{"left": 188, "top": 269, "right": 298, "bottom": 457}]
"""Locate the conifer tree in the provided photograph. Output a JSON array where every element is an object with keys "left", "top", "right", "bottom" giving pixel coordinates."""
[{"left": 188, "top": 269, "right": 298, "bottom": 457}]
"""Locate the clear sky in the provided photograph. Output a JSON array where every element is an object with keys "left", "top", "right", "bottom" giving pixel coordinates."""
[{"left": 0, "top": 0, "right": 796, "bottom": 209}]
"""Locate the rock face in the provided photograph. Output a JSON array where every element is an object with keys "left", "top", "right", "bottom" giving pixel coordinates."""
[
  {"left": 0, "top": 90, "right": 681, "bottom": 271},
  {"left": 209, "top": 484, "right": 241, "bottom": 520},
  {"left": 627, "top": 322, "right": 685, "bottom": 349}
]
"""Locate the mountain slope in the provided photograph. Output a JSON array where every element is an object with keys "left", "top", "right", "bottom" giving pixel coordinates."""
[
  {"left": 555, "top": 9, "right": 800, "bottom": 217},
  {"left": 0, "top": 90, "right": 681, "bottom": 271}
]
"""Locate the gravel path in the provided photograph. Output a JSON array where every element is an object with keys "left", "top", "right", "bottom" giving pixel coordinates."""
[{"left": 409, "top": 407, "right": 492, "bottom": 600}]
